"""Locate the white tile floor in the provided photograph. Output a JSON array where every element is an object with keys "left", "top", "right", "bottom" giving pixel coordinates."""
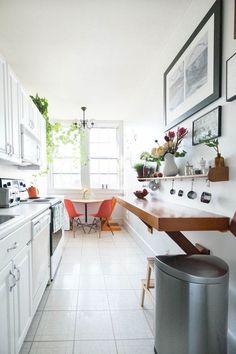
[{"left": 21, "top": 228, "right": 155, "bottom": 354}]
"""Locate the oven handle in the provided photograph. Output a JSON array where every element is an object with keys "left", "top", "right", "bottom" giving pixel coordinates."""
[{"left": 51, "top": 201, "right": 63, "bottom": 233}]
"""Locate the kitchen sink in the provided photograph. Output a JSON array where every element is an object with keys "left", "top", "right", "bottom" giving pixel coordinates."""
[
  {"left": 31, "top": 199, "right": 51, "bottom": 202},
  {"left": 0, "top": 215, "right": 17, "bottom": 225}
]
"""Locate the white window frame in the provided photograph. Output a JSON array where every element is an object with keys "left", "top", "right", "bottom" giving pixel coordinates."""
[{"left": 48, "top": 120, "right": 123, "bottom": 195}]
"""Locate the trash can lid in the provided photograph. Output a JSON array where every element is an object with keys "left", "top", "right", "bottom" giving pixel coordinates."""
[{"left": 155, "top": 255, "right": 229, "bottom": 284}]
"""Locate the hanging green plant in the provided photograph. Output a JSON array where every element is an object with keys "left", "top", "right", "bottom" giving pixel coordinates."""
[{"left": 30, "top": 93, "right": 83, "bottom": 164}]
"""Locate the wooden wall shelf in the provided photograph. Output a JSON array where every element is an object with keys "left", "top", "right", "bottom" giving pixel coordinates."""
[
  {"left": 117, "top": 196, "right": 230, "bottom": 255},
  {"left": 138, "top": 166, "right": 229, "bottom": 183}
]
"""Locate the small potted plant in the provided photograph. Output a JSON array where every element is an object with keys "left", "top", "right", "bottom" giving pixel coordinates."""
[
  {"left": 203, "top": 138, "right": 225, "bottom": 167},
  {"left": 140, "top": 151, "right": 161, "bottom": 176},
  {"left": 133, "top": 162, "right": 145, "bottom": 180}
]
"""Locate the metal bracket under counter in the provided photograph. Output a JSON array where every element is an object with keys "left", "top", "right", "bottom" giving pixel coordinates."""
[{"left": 117, "top": 196, "right": 230, "bottom": 255}]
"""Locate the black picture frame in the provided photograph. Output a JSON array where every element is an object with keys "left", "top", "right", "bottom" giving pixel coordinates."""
[
  {"left": 226, "top": 52, "right": 236, "bottom": 102},
  {"left": 164, "top": 0, "right": 222, "bottom": 130},
  {"left": 234, "top": 0, "right": 236, "bottom": 39},
  {"left": 192, "top": 106, "right": 221, "bottom": 145}
]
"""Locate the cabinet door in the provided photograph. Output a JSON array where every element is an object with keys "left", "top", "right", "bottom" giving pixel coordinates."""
[
  {"left": 0, "top": 262, "right": 15, "bottom": 354},
  {"left": 13, "top": 244, "right": 32, "bottom": 354},
  {"left": 18, "top": 86, "right": 29, "bottom": 127},
  {"left": 8, "top": 67, "right": 20, "bottom": 160},
  {"left": 29, "top": 101, "right": 40, "bottom": 139},
  {"left": 0, "top": 56, "right": 8, "bottom": 156}
]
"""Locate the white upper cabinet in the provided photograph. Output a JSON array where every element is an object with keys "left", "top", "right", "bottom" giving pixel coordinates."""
[
  {"left": 28, "top": 100, "right": 41, "bottom": 140},
  {"left": 19, "top": 85, "right": 29, "bottom": 127},
  {"left": 0, "top": 52, "right": 46, "bottom": 167},
  {"left": 7, "top": 66, "right": 21, "bottom": 162}
]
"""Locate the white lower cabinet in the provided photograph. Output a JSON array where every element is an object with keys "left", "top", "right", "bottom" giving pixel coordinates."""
[
  {"left": 13, "top": 244, "right": 32, "bottom": 354},
  {"left": 0, "top": 221, "right": 33, "bottom": 354},
  {"left": 0, "top": 262, "right": 15, "bottom": 354}
]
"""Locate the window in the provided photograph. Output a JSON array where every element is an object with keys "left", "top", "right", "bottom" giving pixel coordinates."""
[
  {"left": 50, "top": 121, "right": 123, "bottom": 191},
  {"left": 51, "top": 126, "right": 81, "bottom": 189}
]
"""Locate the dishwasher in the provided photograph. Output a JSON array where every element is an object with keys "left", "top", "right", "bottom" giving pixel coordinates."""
[{"left": 32, "top": 209, "right": 51, "bottom": 314}]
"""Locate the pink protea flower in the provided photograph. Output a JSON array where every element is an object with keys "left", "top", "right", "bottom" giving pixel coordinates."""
[
  {"left": 177, "top": 127, "right": 187, "bottom": 138},
  {"left": 168, "top": 131, "right": 175, "bottom": 139}
]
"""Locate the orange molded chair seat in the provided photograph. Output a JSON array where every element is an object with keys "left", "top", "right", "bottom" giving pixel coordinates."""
[
  {"left": 64, "top": 199, "right": 86, "bottom": 236},
  {"left": 88, "top": 199, "right": 114, "bottom": 237}
]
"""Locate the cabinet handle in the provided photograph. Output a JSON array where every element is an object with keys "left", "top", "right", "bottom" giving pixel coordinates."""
[
  {"left": 37, "top": 145, "right": 40, "bottom": 161},
  {"left": 14, "top": 265, "right": 20, "bottom": 282},
  {"left": 8, "top": 144, "right": 12, "bottom": 156},
  {"left": 6, "top": 143, "right": 10, "bottom": 155},
  {"left": 9, "top": 270, "right": 16, "bottom": 291},
  {"left": 30, "top": 119, "right": 34, "bottom": 129},
  {"left": 7, "top": 242, "right": 19, "bottom": 252}
]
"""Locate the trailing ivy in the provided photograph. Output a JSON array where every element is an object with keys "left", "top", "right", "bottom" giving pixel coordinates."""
[{"left": 30, "top": 93, "right": 82, "bottom": 164}]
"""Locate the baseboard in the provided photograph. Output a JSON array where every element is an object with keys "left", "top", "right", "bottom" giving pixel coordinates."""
[{"left": 123, "top": 219, "right": 156, "bottom": 257}]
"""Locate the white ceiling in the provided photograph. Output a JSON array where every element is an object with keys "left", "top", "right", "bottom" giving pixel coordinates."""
[{"left": 0, "top": 0, "right": 192, "bottom": 121}]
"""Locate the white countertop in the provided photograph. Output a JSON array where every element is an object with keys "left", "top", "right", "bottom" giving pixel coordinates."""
[{"left": 0, "top": 203, "right": 50, "bottom": 240}]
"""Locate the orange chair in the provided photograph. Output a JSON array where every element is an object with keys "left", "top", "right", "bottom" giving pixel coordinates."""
[
  {"left": 64, "top": 199, "right": 86, "bottom": 237},
  {"left": 88, "top": 199, "right": 114, "bottom": 237}
]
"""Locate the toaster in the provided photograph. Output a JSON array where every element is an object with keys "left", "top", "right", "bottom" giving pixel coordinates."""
[{"left": 0, "top": 188, "right": 20, "bottom": 208}]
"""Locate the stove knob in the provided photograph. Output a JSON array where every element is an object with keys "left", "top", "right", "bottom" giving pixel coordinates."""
[
  {"left": 17, "top": 197, "right": 20, "bottom": 202},
  {"left": 7, "top": 182, "right": 11, "bottom": 186},
  {"left": 19, "top": 182, "right": 23, "bottom": 186},
  {"left": 23, "top": 183, "right": 26, "bottom": 187},
  {"left": 10, "top": 198, "right": 14, "bottom": 204},
  {"left": 3, "top": 183, "right": 7, "bottom": 188}
]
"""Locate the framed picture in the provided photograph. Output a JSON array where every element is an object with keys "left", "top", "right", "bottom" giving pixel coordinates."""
[
  {"left": 234, "top": 0, "right": 236, "bottom": 39},
  {"left": 164, "top": 0, "right": 222, "bottom": 130},
  {"left": 226, "top": 52, "right": 236, "bottom": 102},
  {"left": 192, "top": 106, "right": 221, "bottom": 145}
]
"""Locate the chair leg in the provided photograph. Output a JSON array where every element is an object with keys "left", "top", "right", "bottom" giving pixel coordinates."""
[
  {"left": 141, "top": 287, "right": 145, "bottom": 307},
  {"left": 76, "top": 217, "right": 86, "bottom": 234},
  {"left": 88, "top": 218, "right": 96, "bottom": 234},
  {"left": 72, "top": 218, "right": 75, "bottom": 237},
  {"left": 106, "top": 218, "right": 114, "bottom": 236},
  {"left": 98, "top": 218, "right": 102, "bottom": 238}
]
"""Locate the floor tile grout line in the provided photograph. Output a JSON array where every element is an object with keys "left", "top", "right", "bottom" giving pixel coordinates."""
[
  {"left": 72, "top": 285, "right": 80, "bottom": 354},
  {"left": 23, "top": 229, "right": 155, "bottom": 351}
]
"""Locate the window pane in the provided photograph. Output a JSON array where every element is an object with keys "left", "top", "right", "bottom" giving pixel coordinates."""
[
  {"left": 53, "top": 174, "right": 81, "bottom": 189},
  {"left": 90, "top": 142, "right": 117, "bottom": 158},
  {"left": 53, "top": 158, "right": 80, "bottom": 173},
  {"left": 56, "top": 143, "right": 80, "bottom": 157},
  {"left": 90, "top": 159, "right": 118, "bottom": 173},
  {"left": 90, "top": 128, "right": 116, "bottom": 143},
  {"left": 90, "top": 174, "right": 118, "bottom": 189}
]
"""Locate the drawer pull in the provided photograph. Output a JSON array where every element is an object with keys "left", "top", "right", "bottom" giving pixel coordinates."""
[
  {"left": 9, "top": 270, "right": 16, "bottom": 291},
  {"left": 7, "top": 242, "right": 19, "bottom": 252}
]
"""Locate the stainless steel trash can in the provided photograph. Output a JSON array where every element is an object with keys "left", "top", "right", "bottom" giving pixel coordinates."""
[{"left": 154, "top": 254, "right": 229, "bottom": 354}]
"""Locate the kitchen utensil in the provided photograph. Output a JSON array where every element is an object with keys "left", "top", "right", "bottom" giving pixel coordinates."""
[
  {"left": 187, "top": 179, "right": 197, "bottom": 199},
  {"left": 201, "top": 191, "right": 212, "bottom": 203},
  {"left": 178, "top": 189, "right": 184, "bottom": 197},
  {"left": 149, "top": 180, "right": 160, "bottom": 191},
  {"left": 170, "top": 180, "right": 176, "bottom": 195}
]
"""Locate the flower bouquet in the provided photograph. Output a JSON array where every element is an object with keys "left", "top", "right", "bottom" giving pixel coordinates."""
[{"left": 151, "top": 127, "right": 188, "bottom": 160}]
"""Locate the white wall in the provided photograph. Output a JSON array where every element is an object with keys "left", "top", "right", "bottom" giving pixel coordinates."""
[
  {"left": 123, "top": 0, "right": 236, "bottom": 352},
  {"left": 0, "top": 164, "right": 48, "bottom": 195}
]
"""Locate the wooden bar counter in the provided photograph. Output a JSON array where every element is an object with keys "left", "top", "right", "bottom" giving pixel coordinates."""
[{"left": 117, "top": 196, "right": 230, "bottom": 254}]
